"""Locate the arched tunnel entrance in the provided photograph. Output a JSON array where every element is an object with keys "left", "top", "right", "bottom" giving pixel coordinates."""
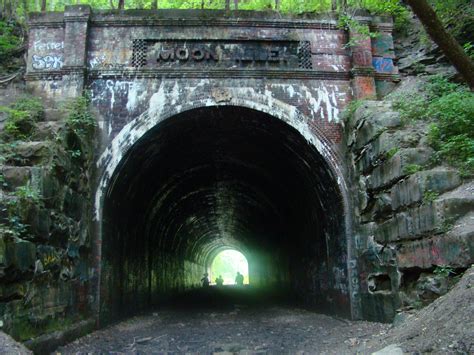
[{"left": 99, "top": 105, "right": 350, "bottom": 322}]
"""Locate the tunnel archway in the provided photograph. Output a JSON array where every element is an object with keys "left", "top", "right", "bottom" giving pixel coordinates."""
[
  {"left": 209, "top": 249, "right": 249, "bottom": 285},
  {"left": 97, "top": 103, "right": 353, "bottom": 322}
]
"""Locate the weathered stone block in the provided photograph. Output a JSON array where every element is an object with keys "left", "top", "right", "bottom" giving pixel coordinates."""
[
  {"left": 0, "top": 236, "right": 5, "bottom": 266},
  {"left": 436, "top": 182, "right": 474, "bottom": 220},
  {"left": 1, "top": 167, "right": 32, "bottom": 191},
  {"left": 357, "top": 128, "right": 426, "bottom": 174},
  {"left": 0, "top": 282, "right": 28, "bottom": 301},
  {"left": 352, "top": 102, "right": 401, "bottom": 151},
  {"left": 391, "top": 168, "right": 461, "bottom": 210},
  {"left": 374, "top": 204, "right": 438, "bottom": 243},
  {"left": 397, "top": 231, "right": 474, "bottom": 269},
  {"left": 367, "top": 147, "right": 433, "bottom": 190},
  {"left": 32, "top": 121, "right": 65, "bottom": 140},
  {"left": 5, "top": 238, "right": 36, "bottom": 272},
  {"left": 14, "top": 142, "right": 53, "bottom": 166},
  {"left": 27, "top": 208, "right": 51, "bottom": 239}
]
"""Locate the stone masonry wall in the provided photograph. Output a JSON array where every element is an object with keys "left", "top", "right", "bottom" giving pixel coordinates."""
[
  {"left": 0, "top": 92, "right": 96, "bottom": 351},
  {"left": 347, "top": 100, "right": 474, "bottom": 322},
  {"left": 0, "top": 7, "right": 404, "bottom": 349}
]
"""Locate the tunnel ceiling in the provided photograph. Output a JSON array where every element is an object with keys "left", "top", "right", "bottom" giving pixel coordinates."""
[{"left": 103, "top": 106, "right": 344, "bottom": 265}]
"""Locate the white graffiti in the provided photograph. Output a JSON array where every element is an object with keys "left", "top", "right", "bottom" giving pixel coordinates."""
[
  {"left": 89, "top": 54, "right": 107, "bottom": 69},
  {"left": 33, "top": 40, "right": 64, "bottom": 51},
  {"left": 32, "top": 54, "right": 64, "bottom": 70},
  {"left": 89, "top": 54, "right": 127, "bottom": 70},
  {"left": 106, "top": 80, "right": 135, "bottom": 110}
]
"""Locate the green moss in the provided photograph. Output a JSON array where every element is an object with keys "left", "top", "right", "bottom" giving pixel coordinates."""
[
  {"left": 10, "top": 316, "right": 75, "bottom": 342},
  {"left": 386, "top": 147, "right": 399, "bottom": 160},
  {"left": 403, "top": 164, "right": 423, "bottom": 175},
  {"left": 423, "top": 190, "right": 439, "bottom": 203}
]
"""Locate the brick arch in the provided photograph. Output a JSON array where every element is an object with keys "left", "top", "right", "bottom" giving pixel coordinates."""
[
  {"left": 93, "top": 90, "right": 359, "bottom": 319},
  {"left": 95, "top": 91, "right": 347, "bottom": 219}
]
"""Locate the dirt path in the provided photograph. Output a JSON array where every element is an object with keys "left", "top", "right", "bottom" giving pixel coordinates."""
[{"left": 56, "top": 306, "right": 389, "bottom": 354}]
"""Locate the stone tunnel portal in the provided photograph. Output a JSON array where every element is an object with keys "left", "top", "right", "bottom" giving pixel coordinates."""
[{"left": 100, "top": 106, "right": 350, "bottom": 322}]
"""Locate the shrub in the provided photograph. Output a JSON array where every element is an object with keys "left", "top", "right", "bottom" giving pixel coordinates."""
[
  {"left": 0, "top": 20, "right": 21, "bottom": 62},
  {"left": 65, "top": 95, "right": 96, "bottom": 138},
  {"left": 1, "top": 97, "right": 44, "bottom": 140}
]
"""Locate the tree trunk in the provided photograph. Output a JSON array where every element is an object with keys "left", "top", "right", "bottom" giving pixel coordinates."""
[
  {"left": 109, "top": 0, "right": 115, "bottom": 9},
  {"left": 22, "top": 0, "right": 28, "bottom": 19},
  {"left": 41, "top": 0, "right": 46, "bottom": 12},
  {"left": 275, "top": 0, "right": 280, "bottom": 11},
  {"left": 339, "top": 0, "right": 347, "bottom": 11},
  {"left": 151, "top": 0, "right": 157, "bottom": 9},
  {"left": 404, "top": 0, "right": 474, "bottom": 90},
  {"left": 225, "top": 0, "right": 230, "bottom": 11},
  {"left": 234, "top": 0, "right": 238, "bottom": 10},
  {"left": 331, "top": 0, "right": 337, "bottom": 11},
  {"left": 118, "top": 0, "right": 124, "bottom": 10}
]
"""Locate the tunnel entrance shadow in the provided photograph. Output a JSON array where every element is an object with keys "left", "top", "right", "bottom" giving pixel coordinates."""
[
  {"left": 99, "top": 105, "right": 351, "bottom": 323},
  {"left": 167, "top": 286, "right": 292, "bottom": 311}
]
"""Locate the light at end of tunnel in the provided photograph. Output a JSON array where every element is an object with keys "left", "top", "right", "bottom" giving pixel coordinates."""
[{"left": 210, "top": 250, "right": 249, "bottom": 285}]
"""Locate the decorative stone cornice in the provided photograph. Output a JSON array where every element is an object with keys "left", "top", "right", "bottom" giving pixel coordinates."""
[
  {"left": 87, "top": 68, "right": 351, "bottom": 80},
  {"left": 351, "top": 67, "right": 376, "bottom": 77},
  {"left": 90, "top": 18, "right": 340, "bottom": 30}
]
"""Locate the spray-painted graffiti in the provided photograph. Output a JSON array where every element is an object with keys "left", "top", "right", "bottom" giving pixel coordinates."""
[
  {"left": 372, "top": 57, "right": 394, "bottom": 73},
  {"left": 89, "top": 54, "right": 127, "bottom": 70},
  {"left": 352, "top": 50, "right": 372, "bottom": 67},
  {"left": 33, "top": 40, "right": 64, "bottom": 51},
  {"left": 89, "top": 54, "right": 107, "bottom": 68},
  {"left": 32, "top": 54, "right": 64, "bottom": 70}
]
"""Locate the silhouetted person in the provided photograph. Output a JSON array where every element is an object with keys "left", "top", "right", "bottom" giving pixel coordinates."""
[
  {"left": 201, "top": 273, "right": 210, "bottom": 287},
  {"left": 235, "top": 272, "right": 244, "bottom": 286},
  {"left": 215, "top": 275, "right": 224, "bottom": 286}
]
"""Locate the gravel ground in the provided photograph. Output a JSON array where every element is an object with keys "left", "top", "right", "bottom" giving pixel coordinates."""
[
  {"left": 0, "top": 331, "right": 31, "bottom": 355},
  {"left": 56, "top": 305, "right": 389, "bottom": 354}
]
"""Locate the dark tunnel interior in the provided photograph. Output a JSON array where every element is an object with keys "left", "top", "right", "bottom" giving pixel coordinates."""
[{"left": 100, "top": 106, "right": 350, "bottom": 321}]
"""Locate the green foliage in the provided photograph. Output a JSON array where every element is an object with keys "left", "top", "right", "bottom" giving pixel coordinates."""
[
  {"left": 338, "top": 15, "right": 379, "bottom": 47},
  {"left": 433, "top": 265, "right": 455, "bottom": 278},
  {"left": 0, "top": 20, "right": 21, "bottom": 60},
  {"left": 65, "top": 95, "right": 96, "bottom": 139},
  {"left": 430, "top": 0, "right": 474, "bottom": 42},
  {"left": 423, "top": 190, "right": 439, "bottom": 203},
  {"left": 341, "top": 99, "right": 365, "bottom": 122},
  {"left": 392, "top": 75, "right": 474, "bottom": 176},
  {"left": 1, "top": 183, "right": 43, "bottom": 238},
  {"left": 386, "top": 147, "right": 398, "bottom": 160},
  {"left": 463, "top": 42, "right": 474, "bottom": 60},
  {"left": 0, "top": 97, "right": 44, "bottom": 141},
  {"left": 392, "top": 95, "right": 427, "bottom": 123},
  {"left": 403, "top": 164, "right": 423, "bottom": 175},
  {"left": 424, "top": 77, "right": 474, "bottom": 175},
  {"left": 14, "top": 183, "right": 42, "bottom": 205},
  {"left": 0, "top": 141, "right": 21, "bottom": 165}
]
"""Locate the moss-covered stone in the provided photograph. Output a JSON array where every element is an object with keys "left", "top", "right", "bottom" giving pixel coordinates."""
[{"left": 5, "top": 237, "right": 36, "bottom": 272}]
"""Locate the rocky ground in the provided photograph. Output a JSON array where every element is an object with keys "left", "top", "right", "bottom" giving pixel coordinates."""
[
  {"left": 356, "top": 266, "right": 474, "bottom": 354},
  {"left": 0, "top": 331, "right": 31, "bottom": 354},
  {"left": 53, "top": 266, "right": 473, "bottom": 354},
  {"left": 57, "top": 304, "right": 389, "bottom": 354}
]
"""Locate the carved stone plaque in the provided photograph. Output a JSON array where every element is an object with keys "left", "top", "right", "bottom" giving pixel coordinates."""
[{"left": 131, "top": 40, "right": 312, "bottom": 70}]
